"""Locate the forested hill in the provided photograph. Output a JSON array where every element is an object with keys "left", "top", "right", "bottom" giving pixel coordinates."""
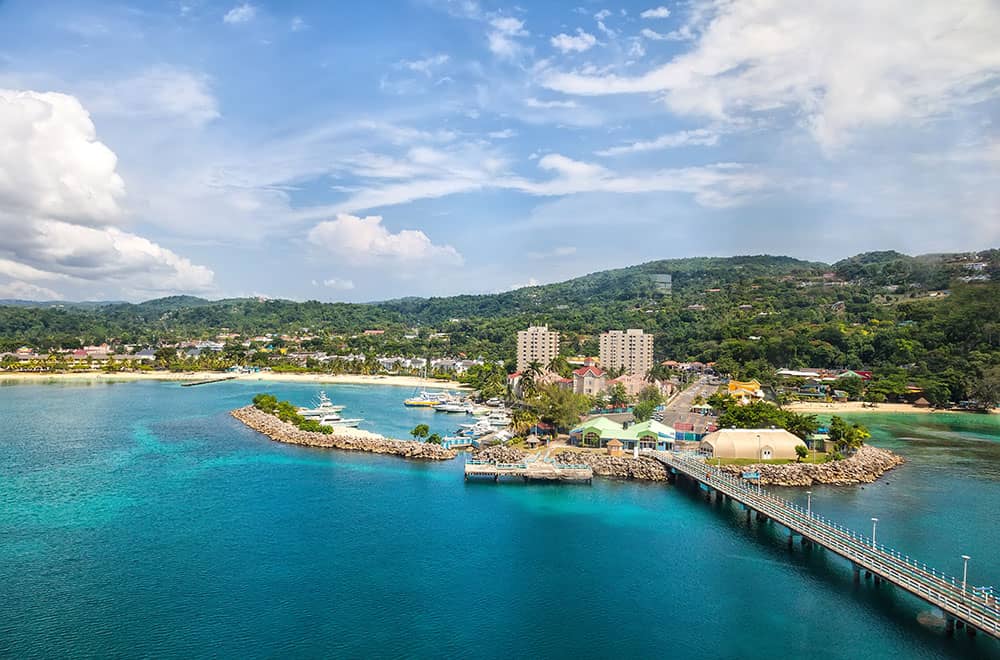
[
  {"left": 378, "top": 255, "right": 825, "bottom": 323},
  {"left": 1, "top": 250, "right": 998, "bottom": 397}
]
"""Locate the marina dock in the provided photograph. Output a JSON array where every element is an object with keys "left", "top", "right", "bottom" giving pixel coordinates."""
[{"left": 464, "top": 459, "right": 593, "bottom": 483}]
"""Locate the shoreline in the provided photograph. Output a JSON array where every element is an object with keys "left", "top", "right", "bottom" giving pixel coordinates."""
[
  {"left": 0, "top": 370, "right": 467, "bottom": 390},
  {"left": 783, "top": 401, "right": 998, "bottom": 416}
]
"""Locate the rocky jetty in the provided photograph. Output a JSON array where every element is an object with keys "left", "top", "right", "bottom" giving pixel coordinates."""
[
  {"left": 553, "top": 451, "right": 669, "bottom": 481},
  {"left": 231, "top": 406, "right": 456, "bottom": 460},
  {"left": 715, "top": 445, "right": 904, "bottom": 486},
  {"left": 472, "top": 445, "right": 526, "bottom": 463}
]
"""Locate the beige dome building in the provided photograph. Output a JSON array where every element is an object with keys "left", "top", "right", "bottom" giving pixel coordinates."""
[{"left": 699, "top": 428, "right": 806, "bottom": 460}]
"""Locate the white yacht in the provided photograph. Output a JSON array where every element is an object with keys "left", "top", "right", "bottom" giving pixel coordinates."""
[
  {"left": 318, "top": 413, "right": 363, "bottom": 428},
  {"left": 484, "top": 411, "right": 511, "bottom": 427},
  {"left": 298, "top": 391, "right": 346, "bottom": 419},
  {"left": 434, "top": 401, "right": 475, "bottom": 414},
  {"left": 458, "top": 419, "right": 494, "bottom": 437}
]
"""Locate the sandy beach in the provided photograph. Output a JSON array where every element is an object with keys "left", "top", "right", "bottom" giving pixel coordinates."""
[
  {"left": 0, "top": 370, "right": 467, "bottom": 390},
  {"left": 784, "top": 400, "right": 997, "bottom": 415}
]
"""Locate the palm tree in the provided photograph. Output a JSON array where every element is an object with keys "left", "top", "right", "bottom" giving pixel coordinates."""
[
  {"left": 548, "top": 355, "right": 570, "bottom": 378},
  {"left": 511, "top": 408, "right": 539, "bottom": 435},
  {"left": 520, "top": 360, "right": 544, "bottom": 400}
]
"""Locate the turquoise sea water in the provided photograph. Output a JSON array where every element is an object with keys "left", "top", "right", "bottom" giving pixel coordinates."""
[{"left": 1, "top": 380, "right": 998, "bottom": 659}]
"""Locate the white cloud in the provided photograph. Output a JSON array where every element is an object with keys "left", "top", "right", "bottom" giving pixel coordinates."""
[
  {"left": 596, "top": 128, "right": 721, "bottom": 155},
  {"left": 488, "top": 16, "right": 529, "bottom": 59},
  {"left": 396, "top": 54, "right": 450, "bottom": 76},
  {"left": 290, "top": 16, "right": 307, "bottom": 31},
  {"left": 527, "top": 246, "right": 577, "bottom": 259},
  {"left": 640, "top": 6, "right": 671, "bottom": 19},
  {"left": 0, "top": 88, "right": 214, "bottom": 299},
  {"left": 544, "top": 0, "right": 1000, "bottom": 148},
  {"left": 488, "top": 128, "right": 517, "bottom": 138},
  {"left": 0, "top": 279, "right": 60, "bottom": 300},
  {"left": 639, "top": 28, "right": 670, "bottom": 41},
  {"left": 525, "top": 97, "right": 577, "bottom": 109},
  {"left": 506, "top": 277, "right": 540, "bottom": 291},
  {"left": 308, "top": 214, "right": 463, "bottom": 265},
  {"left": 85, "top": 67, "right": 220, "bottom": 126},
  {"left": 551, "top": 29, "right": 598, "bottom": 54},
  {"left": 223, "top": 3, "right": 256, "bottom": 24},
  {"left": 322, "top": 278, "right": 356, "bottom": 290},
  {"left": 594, "top": 9, "right": 612, "bottom": 21}
]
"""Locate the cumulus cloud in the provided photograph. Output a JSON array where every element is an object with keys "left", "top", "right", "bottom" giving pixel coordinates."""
[
  {"left": 596, "top": 128, "right": 721, "bottom": 155},
  {"left": 551, "top": 29, "right": 598, "bottom": 54},
  {"left": 0, "top": 88, "right": 214, "bottom": 299},
  {"left": 308, "top": 214, "right": 463, "bottom": 265},
  {"left": 543, "top": 0, "right": 1000, "bottom": 148},
  {"left": 223, "top": 3, "right": 256, "bottom": 24},
  {"left": 488, "top": 16, "right": 529, "bottom": 59},
  {"left": 321, "top": 278, "right": 356, "bottom": 290},
  {"left": 640, "top": 6, "right": 671, "bottom": 19}
]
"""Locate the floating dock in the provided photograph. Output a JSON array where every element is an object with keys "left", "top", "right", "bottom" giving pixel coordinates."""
[{"left": 464, "top": 459, "right": 593, "bottom": 483}]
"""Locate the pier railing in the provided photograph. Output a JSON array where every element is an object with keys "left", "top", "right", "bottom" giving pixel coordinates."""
[{"left": 646, "top": 450, "right": 1000, "bottom": 638}]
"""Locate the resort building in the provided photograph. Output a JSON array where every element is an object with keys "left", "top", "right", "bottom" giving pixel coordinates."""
[
  {"left": 599, "top": 329, "right": 654, "bottom": 376},
  {"left": 573, "top": 365, "right": 607, "bottom": 396},
  {"left": 727, "top": 379, "right": 764, "bottom": 404},
  {"left": 516, "top": 325, "right": 560, "bottom": 372},
  {"left": 698, "top": 428, "right": 805, "bottom": 460},
  {"left": 569, "top": 416, "right": 676, "bottom": 451}
]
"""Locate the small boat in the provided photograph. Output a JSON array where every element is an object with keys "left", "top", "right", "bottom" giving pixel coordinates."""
[
  {"left": 318, "top": 413, "right": 363, "bottom": 428},
  {"left": 434, "top": 401, "right": 475, "bottom": 414},
  {"left": 457, "top": 420, "right": 494, "bottom": 437},
  {"left": 484, "top": 397, "right": 503, "bottom": 407},
  {"left": 299, "top": 391, "right": 346, "bottom": 419},
  {"left": 403, "top": 391, "right": 446, "bottom": 407},
  {"left": 484, "top": 411, "right": 511, "bottom": 427}
]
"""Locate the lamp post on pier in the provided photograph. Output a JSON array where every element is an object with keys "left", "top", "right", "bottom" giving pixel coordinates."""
[
  {"left": 806, "top": 490, "right": 812, "bottom": 517},
  {"left": 962, "top": 555, "right": 970, "bottom": 596},
  {"left": 871, "top": 517, "right": 878, "bottom": 549}
]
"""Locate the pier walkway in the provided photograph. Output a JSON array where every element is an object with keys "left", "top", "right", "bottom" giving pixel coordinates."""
[{"left": 645, "top": 450, "right": 1000, "bottom": 639}]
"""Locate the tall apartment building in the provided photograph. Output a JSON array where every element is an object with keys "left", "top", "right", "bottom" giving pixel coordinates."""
[
  {"left": 516, "top": 325, "right": 560, "bottom": 372},
  {"left": 599, "top": 329, "right": 654, "bottom": 376}
]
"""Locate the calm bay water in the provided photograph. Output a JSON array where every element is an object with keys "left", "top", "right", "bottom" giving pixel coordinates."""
[{"left": 1, "top": 380, "right": 998, "bottom": 659}]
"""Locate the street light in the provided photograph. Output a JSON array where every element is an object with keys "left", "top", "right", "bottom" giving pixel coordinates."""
[
  {"left": 871, "top": 517, "right": 879, "bottom": 548},
  {"left": 806, "top": 490, "right": 812, "bottom": 517},
  {"left": 962, "top": 555, "right": 970, "bottom": 596}
]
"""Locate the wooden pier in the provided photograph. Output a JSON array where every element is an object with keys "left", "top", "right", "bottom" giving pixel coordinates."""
[
  {"left": 464, "top": 459, "right": 593, "bottom": 483},
  {"left": 181, "top": 375, "right": 237, "bottom": 387}
]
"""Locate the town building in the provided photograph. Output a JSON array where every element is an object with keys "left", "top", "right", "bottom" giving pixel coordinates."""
[
  {"left": 599, "top": 329, "right": 654, "bottom": 376},
  {"left": 516, "top": 325, "right": 560, "bottom": 371},
  {"left": 698, "top": 428, "right": 805, "bottom": 460},
  {"left": 569, "top": 416, "right": 676, "bottom": 451},
  {"left": 573, "top": 365, "right": 607, "bottom": 396}
]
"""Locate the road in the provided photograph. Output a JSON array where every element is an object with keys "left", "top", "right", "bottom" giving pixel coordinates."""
[{"left": 656, "top": 375, "right": 720, "bottom": 433}]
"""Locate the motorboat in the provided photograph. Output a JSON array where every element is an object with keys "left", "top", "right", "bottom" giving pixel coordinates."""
[
  {"left": 298, "top": 391, "right": 346, "bottom": 419},
  {"left": 403, "top": 391, "right": 446, "bottom": 407},
  {"left": 434, "top": 401, "right": 475, "bottom": 414},
  {"left": 484, "top": 411, "right": 511, "bottom": 427},
  {"left": 457, "top": 420, "right": 494, "bottom": 437},
  {"left": 318, "top": 413, "right": 363, "bottom": 428},
  {"left": 484, "top": 397, "right": 503, "bottom": 407}
]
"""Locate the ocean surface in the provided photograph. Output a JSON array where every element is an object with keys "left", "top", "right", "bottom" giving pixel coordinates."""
[{"left": 1, "top": 380, "right": 998, "bottom": 659}]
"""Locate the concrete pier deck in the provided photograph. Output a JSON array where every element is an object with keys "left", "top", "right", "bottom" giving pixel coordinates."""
[{"left": 464, "top": 459, "right": 593, "bottom": 483}]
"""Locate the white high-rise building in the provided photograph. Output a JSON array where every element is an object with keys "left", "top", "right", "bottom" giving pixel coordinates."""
[
  {"left": 516, "top": 325, "right": 560, "bottom": 372},
  {"left": 599, "top": 329, "right": 654, "bottom": 376}
]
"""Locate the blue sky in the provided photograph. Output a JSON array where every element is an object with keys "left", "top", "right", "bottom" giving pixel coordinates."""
[{"left": 0, "top": 0, "right": 998, "bottom": 302}]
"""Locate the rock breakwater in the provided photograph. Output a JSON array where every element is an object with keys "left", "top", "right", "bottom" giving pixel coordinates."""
[
  {"left": 231, "top": 406, "right": 456, "bottom": 460},
  {"left": 553, "top": 451, "right": 668, "bottom": 481},
  {"left": 715, "top": 445, "right": 904, "bottom": 486},
  {"left": 472, "top": 445, "right": 526, "bottom": 463}
]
